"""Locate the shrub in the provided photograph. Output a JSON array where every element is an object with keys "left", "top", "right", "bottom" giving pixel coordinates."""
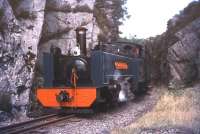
[
  {"left": 8, "top": 0, "right": 21, "bottom": 9},
  {"left": 0, "top": 9, "right": 4, "bottom": 20},
  {"left": 0, "top": 9, "right": 4, "bottom": 33},
  {"left": 17, "top": 10, "right": 37, "bottom": 20}
]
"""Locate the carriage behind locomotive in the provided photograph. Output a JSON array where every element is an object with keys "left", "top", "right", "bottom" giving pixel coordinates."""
[{"left": 36, "top": 27, "right": 146, "bottom": 113}]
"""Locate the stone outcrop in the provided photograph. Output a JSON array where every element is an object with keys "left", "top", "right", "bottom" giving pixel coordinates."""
[
  {"left": 167, "top": 1, "right": 200, "bottom": 89},
  {"left": 144, "top": 34, "right": 171, "bottom": 84},
  {"left": 39, "top": 0, "right": 99, "bottom": 57},
  {"left": 145, "top": 1, "right": 200, "bottom": 88},
  {"left": 168, "top": 18, "right": 200, "bottom": 88},
  {"left": 38, "top": 0, "right": 127, "bottom": 57},
  {"left": 0, "top": 0, "right": 46, "bottom": 117}
]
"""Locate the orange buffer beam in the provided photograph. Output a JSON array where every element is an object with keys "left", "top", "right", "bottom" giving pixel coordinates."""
[{"left": 36, "top": 87, "right": 96, "bottom": 108}]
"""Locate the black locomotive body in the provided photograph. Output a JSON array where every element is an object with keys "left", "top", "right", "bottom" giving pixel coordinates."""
[
  {"left": 36, "top": 27, "right": 145, "bottom": 113},
  {"left": 43, "top": 52, "right": 92, "bottom": 87}
]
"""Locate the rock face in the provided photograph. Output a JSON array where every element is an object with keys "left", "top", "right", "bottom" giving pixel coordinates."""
[
  {"left": 39, "top": 0, "right": 100, "bottom": 57},
  {"left": 167, "top": 1, "right": 200, "bottom": 89},
  {"left": 145, "top": 1, "right": 200, "bottom": 88},
  {"left": 0, "top": 0, "right": 46, "bottom": 117},
  {"left": 144, "top": 34, "right": 171, "bottom": 84},
  {"left": 0, "top": 0, "right": 127, "bottom": 118},
  {"left": 38, "top": 0, "right": 127, "bottom": 57},
  {"left": 168, "top": 18, "right": 200, "bottom": 88}
]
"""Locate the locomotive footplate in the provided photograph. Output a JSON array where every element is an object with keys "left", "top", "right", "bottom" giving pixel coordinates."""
[{"left": 37, "top": 87, "right": 96, "bottom": 108}]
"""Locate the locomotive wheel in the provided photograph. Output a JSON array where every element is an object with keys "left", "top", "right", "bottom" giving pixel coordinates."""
[
  {"left": 92, "top": 102, "right": 110, "bottom": 113},
  {"left": 132, "top": 81, "right": 148, "bottom": 95},
  {"left": 138, "top": 81, "right": 148, "bottom": 93},
  {"left": 99, "top": 83, "right": 122, "bottom": 107},
  {"left": 110, "top": 84, "right": 121, "bottom": 104},
  {"left": 131, "top": 80, "right": 140, "bottom": 95}
]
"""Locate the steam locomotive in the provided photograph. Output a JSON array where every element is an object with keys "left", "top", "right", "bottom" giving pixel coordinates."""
[{"left": 36, "top": 27, "right": 146, "bottom": 113}]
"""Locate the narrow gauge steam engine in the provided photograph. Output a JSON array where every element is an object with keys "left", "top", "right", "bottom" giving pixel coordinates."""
[{"left": 36, "top": 27, "right": 145, "bottom": 113}]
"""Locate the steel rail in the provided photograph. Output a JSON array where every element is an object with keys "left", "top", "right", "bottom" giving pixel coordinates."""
[
  {"left": 0, "top": 114, "right": 58, "bottom": 131},
  {"left": 0, "top": 114, "right": 75, "bottom": 134}
]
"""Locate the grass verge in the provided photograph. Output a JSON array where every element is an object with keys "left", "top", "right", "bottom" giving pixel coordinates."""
[{"left": 112, "top": 84, "right": 200, "bottom": 134}]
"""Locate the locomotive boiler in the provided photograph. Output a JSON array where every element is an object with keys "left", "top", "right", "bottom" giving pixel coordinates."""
[{"left": 36, "top": 27, "right": 145, "bottom": 113}]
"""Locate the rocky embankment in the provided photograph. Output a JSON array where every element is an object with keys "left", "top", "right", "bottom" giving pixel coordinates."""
[
  {"left": 145, "top": 1, "right": 200, "bottom": 88},
  {"left": 0, "top": 0, "right": 46, "bottom": 119}
]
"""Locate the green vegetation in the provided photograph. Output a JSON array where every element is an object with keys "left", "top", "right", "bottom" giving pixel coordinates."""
[
  {"left": 118, "top": 36, "right": 145, "bottom": 45},
  {"left": 17, "top": 10, "right": 37, "bottom": 20},
  {"left": 167, "top": 0, "right": 200, "bottom": 33},
  {"left": 73, "top": 5, "right": 93, "bottom": 13},
  {"left": 0, "top": 92, "right": 12, "bottom": 112},
  {"left": 0, "top": 9, "right": 4, "bottom": 33},
  {"left": 94, "top": 0, "right": 128, "bottom": 41},
  {"left": 0, "top": 8, "right": 4, "bottom": 20},
  {"left": 8, "top": 0, "right": 21, "bottom": 18},
  {"left": 8, "top": 0, "right": 36, "bottom": 20},
  {"left": 8, "top": 0, "right": 21, "bottom": 9},
  {"left": 46, "top": 3, "right": 72, "bottom": 12}
]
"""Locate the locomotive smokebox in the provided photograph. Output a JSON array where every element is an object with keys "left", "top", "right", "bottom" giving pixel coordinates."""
[{"left": 75, "top": 27, "right": 87, "bottom": 56}]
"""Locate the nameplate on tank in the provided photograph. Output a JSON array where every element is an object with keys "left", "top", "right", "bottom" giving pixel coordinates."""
[{"left": 114, "top": 61, "right": 128, "bottom": 70}]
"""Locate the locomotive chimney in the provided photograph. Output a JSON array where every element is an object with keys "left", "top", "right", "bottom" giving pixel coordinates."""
[{"left": 75, "top": 27, "right": 87, "bottom": 56}]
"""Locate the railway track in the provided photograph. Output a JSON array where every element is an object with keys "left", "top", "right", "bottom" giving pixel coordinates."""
[{"left": 0, "top": 114, "right": 75, "bottom": 134}]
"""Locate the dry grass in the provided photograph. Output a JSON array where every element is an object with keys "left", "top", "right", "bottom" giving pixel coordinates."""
[{"left": 112, "top": 85, "right": 200, "bottom": 134}]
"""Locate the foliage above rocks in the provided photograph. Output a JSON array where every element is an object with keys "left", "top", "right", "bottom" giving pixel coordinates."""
[
  {"left": 167, "top": 0, "right": 200, "bottom": 33},
  {"left": 94, "top": 0, "right": 128, "bottom": 41}
]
